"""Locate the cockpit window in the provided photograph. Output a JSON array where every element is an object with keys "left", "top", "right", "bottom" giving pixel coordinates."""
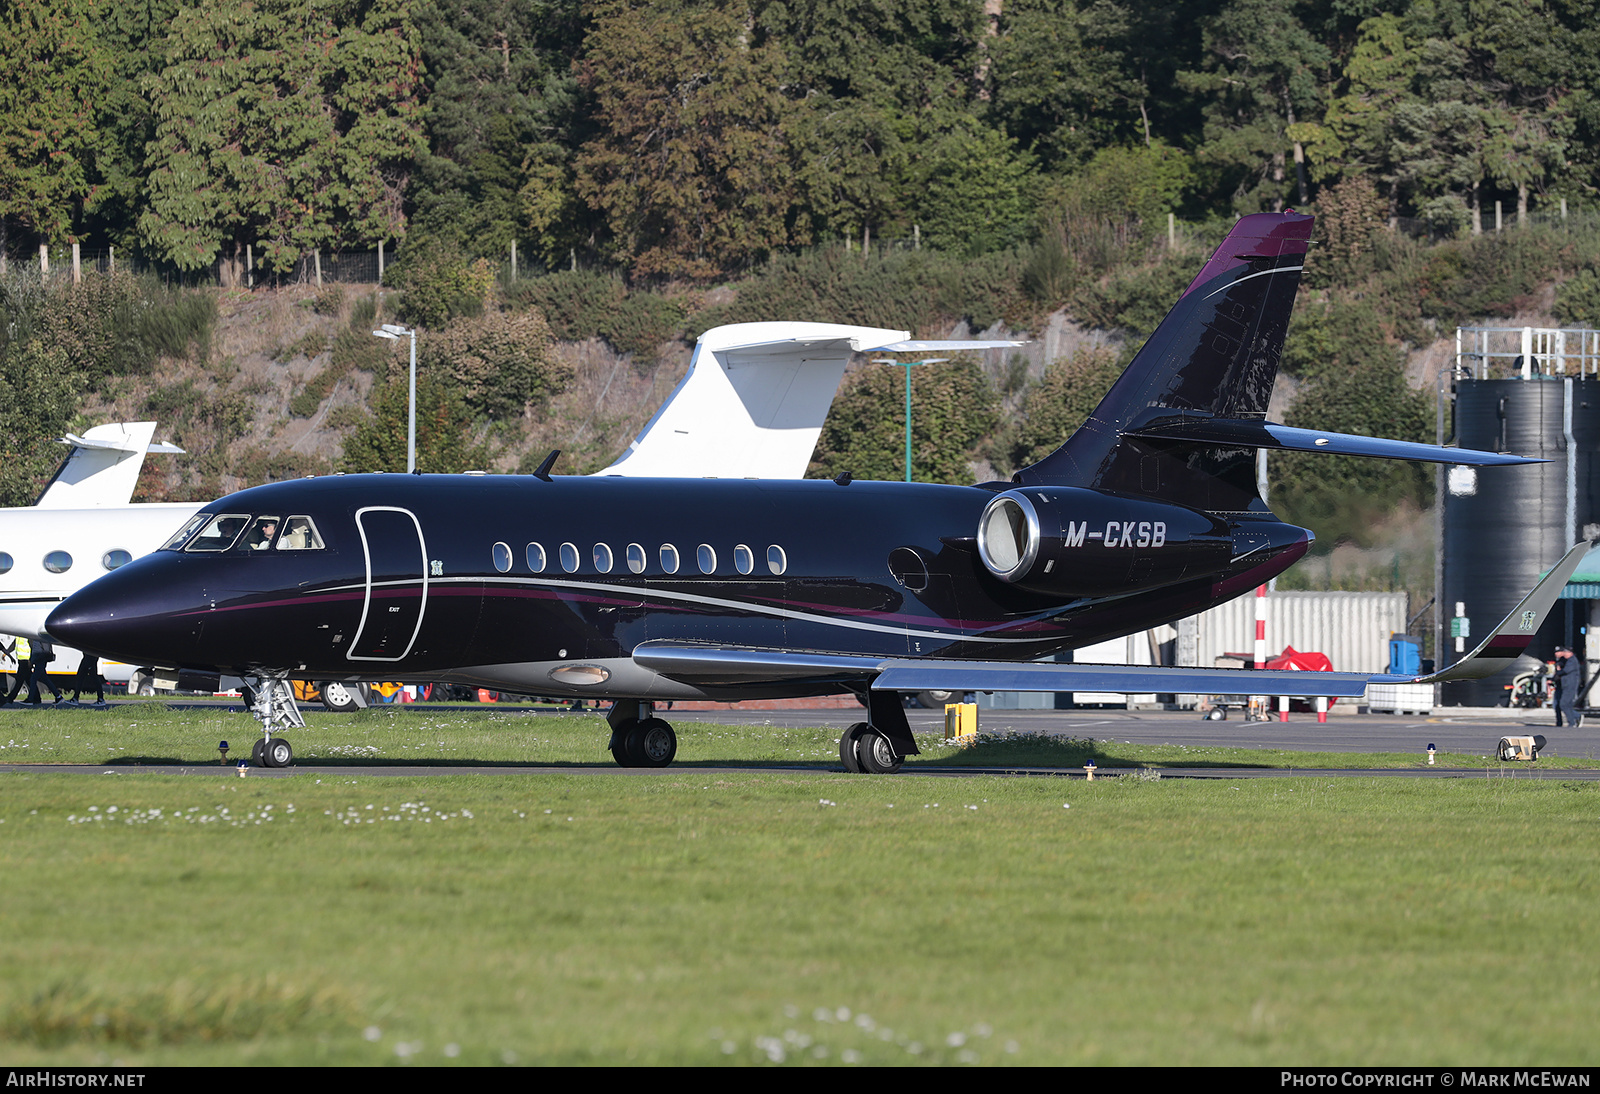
[
  {"left": 275, "top": 516, "right": 325, "bottom": 551},
  {"left": 160, "top": 513, "right": 210, "bottom": 551},
  {"left": 184, "top": 513, "right": 252, "bottom": 552},
  {"left": 240, "top": 516, "right": 281, "bottom": 551}
]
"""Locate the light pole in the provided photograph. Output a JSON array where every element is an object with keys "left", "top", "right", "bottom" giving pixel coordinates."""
[
  {"left": 371, "top": 323, "right": 417, "bottom": 473},
  {"left": 872, "top": 357, "right": 948, "bottom": 482}
]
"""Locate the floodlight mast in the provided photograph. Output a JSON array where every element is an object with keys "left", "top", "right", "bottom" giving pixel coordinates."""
[{"left": 371, "top": 324, "right": 418, "bottom": 473}]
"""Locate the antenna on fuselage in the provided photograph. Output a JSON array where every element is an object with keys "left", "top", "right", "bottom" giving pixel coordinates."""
[{"left": 533, "top": 450, "right": 561, "bottom": 481}]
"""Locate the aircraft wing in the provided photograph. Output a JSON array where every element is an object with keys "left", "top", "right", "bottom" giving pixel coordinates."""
[
  {"left": 634, "top": 541, "right": 1590, "bottom": 698},
  {"left": 598, "top": 322, "right": 1024, "bottom": 480},
  {"left": 1123, "top": 415, "right": 1543, "bottom": 467}
]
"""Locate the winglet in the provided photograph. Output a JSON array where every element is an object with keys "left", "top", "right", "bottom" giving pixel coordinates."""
[{"left": 1396, "top": 540, "right": 1591, "bottom": 684}]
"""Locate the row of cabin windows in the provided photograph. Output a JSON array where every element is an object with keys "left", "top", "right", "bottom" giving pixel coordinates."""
[
  {"left": 0, "top": 549, "right": 133, "bottom": 577},
  {"left": 491, "top": 541, "right": 788, "bottom": 577}
]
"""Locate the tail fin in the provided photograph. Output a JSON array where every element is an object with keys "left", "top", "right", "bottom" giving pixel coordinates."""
[{"left": 1017, "top": 211, "right": 1314, "bottom": 512}]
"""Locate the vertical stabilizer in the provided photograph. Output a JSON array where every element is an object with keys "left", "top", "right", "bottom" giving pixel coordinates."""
[
  {"left": 34, "top": 423, "right": 183, "bottom": 508},
  {"left": 1017, "top": 212, "right": 1314, "bottom": 512}
]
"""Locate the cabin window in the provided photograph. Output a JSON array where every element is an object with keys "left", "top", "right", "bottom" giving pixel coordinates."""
[
  {"left": 43, "top": 550, "right": 73, "bottom": 574},
  {"left": 161, "top": 513, "right": 209, "bottom": 551},
  {"left": 659, "top": 544, "right": 680, "bottom": 574},
  {"left": 275, "top": 516, "right": 325, "bottom": 550},
  {"left": 734, "top": 544, "right": 754, "bottom": 575},
  {"left": 492, "top": 542, "right": 513, "bottom": 573},
  {"left": 560, "top": 542, "right": 579, "bottom": 572},
  {"left": 626, "top": 543, "right": 646, "bottom": 573},
  {"left": 767, "top": 545, "right": 787, "bottom": 575},
  {"left": 102, "top": 550, "right": 132, "bottom": 571},
  {"left": 526, "top": 543, "right": 546, "bottom": 572},
  {"left": 593, "top": 543, "right": 614, "bottom": 573},
  {"left": 0, "top": 552, "right": 11, "bottom": 575},
  {"left": 185, "top": 513, "right": 252, "bottom": 552},
  {"left": 697, "top": 544, "right": 717, "bottom": 574}
]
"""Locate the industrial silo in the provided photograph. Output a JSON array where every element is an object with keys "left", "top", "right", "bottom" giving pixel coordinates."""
[{"left": 1441, "top": 374, "right": 1600, "bottom": 705}]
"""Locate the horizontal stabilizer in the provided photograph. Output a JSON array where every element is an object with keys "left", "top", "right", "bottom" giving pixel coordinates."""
[
  {"left": 1125, "top": 416, "right": 1542, "bottom": 466},
  {"left": 877, "top": 340, "right": 1027, "bottom": 353}
]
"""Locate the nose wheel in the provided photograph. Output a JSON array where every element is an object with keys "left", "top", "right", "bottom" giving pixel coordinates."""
[{"left": 246, "top": 675, "right": 305, "bottom": 768}]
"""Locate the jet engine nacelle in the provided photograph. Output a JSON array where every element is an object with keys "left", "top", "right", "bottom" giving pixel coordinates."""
[{"left": 976, "top": 487, "right": 1233, "bottom": 597}]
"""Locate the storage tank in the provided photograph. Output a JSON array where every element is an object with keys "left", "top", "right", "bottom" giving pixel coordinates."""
[{"left": 1441, "top": 376, "right": 1600, "bottom": 705}]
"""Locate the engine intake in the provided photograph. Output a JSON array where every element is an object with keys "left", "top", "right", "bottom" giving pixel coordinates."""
[{"left": 976, "top": 487, "right": 1233, "bottom": 597}]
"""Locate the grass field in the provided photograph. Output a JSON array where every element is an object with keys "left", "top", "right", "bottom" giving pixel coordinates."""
[
  {"left": 1, "top": 705, "right": 1597, "bottom": 1065},
  {"left": 2, "top": 701, "right": 1596, "bottom": 771}
]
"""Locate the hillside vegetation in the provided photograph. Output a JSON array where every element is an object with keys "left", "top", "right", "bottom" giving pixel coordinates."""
[{"left": 7, "top": 199, "right": 1600, "bottom": 589}]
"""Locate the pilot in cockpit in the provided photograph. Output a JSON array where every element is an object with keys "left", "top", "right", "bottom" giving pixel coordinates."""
[{"left": 244, "top": 516, "right": 279, "bottom": 551}]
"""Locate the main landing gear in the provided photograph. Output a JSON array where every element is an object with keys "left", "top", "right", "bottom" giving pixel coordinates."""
[
  {"left": 607, "top": 701, "right": 678, "bottom": 768},
  {"left": 838, "top": 690, "right": 919, "bottom": 774},
  {"left": 245, "top": 676, "right": 304, "bottom": 768}
]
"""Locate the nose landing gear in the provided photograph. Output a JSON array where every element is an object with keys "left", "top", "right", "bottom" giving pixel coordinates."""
[{"left": 246, "top": 676, "right": 304, "bottom": 767}]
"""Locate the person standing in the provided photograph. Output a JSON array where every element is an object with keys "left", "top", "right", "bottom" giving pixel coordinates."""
[
  {"left": 2, "top": 635, "right": 31, "bottom": 704},
  {"left": 1553, "top": 645, "right": 1582, "bottom": 728},
  {"left": 69, "top": 654, "right": 105, "bottom": 706},
  {"left": 23, "top": 637, "right": 63, "bottom": 706}
]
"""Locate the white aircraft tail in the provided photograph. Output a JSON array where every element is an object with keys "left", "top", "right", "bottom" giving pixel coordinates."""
[
  {"left": 597, "top": 322, "right": 1023, "bottom": 479},
  {"left": 34, "top": 422, "right": 184, "bottom": 508}
]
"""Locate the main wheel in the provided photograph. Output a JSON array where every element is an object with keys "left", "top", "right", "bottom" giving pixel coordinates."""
[
  {"left": 251, "top": 739, "right": 265, "bottom": 766},
  {"left": 632, "top": 718, "right": 677, "bottom": 768},
  {"left": 609, "top": 718, "right": 639, "bottom": 767},
  {"left": 839, "top": 722, "right": 869, "bottom": 773},
  {"left": 856, "top": 729, "right": 902, "bottom": 775},
  {"left": 321, "top": 681, "right": 364, "bottom": 712},
  {"left": 263, "top": 738, "right": 293, "bottom": 768}
]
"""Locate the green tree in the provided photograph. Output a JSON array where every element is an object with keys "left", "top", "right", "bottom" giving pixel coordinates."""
[
  {"left": 756, "top": 0, "right": 986, "bottom": 247},
  {"left": 139, "top": 0, "right": 426, "bottom": 273},
  {"left": 911, "top": 122, "right": 1038, "bottom": 256},
  {"left": 411, "top": 0, "right": 584, "bottom": 255},
  {"left": 1272, "top": 299, "right": 1432, "bottom": 547},
  {"left": 575, "top": 0, "right": 802, "bottom": 280},
  {"left": 1179, "top": 0, "right": 1330, "bottom": 212},
  {"left": 1012, "top": 346, "right": 1125, "bottom": 468},
  {"left": 417, "top": 307, "right": 571, "bottom": 418},
  {"left": 0, "top": 338, "right": 80, "bottom": 506},
  {"left": 341, "top": 374, "right": 490, "bottom": 472},
  {"left": 986, "top": 0, "right": 1141, "bottom": 171},
  {"left": 81, "top": 0, "right": 183, "bottom": 252},
  {"left": 809, "top": 358, "right": 999, "bottom": 484},
  {"left": 0, "top": 0, "right": 111, "bottom": 249}
]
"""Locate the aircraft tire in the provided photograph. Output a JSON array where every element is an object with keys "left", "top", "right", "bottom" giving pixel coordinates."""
[
  {"left": 251, "top": 739, "right": 265, "bottom": 766},
  {"left": 321, "top": 681, "right": 364, "bottom": 712},
  {"left": 916, "top": 690, "right": 955, "bottom": 709},
  {"left": 856, "top": 729, "right": 902, "bottom": 775},
  {"left": 609, "top": 718, "right": 639, "bottom": 767},
  {"left": 633, "top": 718, "right": 677, "bottom": 768},
  {"left": 264, "top": 739, "right": 293, "bottom": 768},
  {"left": 839, "top": 722, "right": 869, "bottom": 773}
]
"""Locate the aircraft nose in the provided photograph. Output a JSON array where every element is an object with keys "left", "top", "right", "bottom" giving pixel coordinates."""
[{"left": 47, "top": 556, "right": 201, "bottom": 665}]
